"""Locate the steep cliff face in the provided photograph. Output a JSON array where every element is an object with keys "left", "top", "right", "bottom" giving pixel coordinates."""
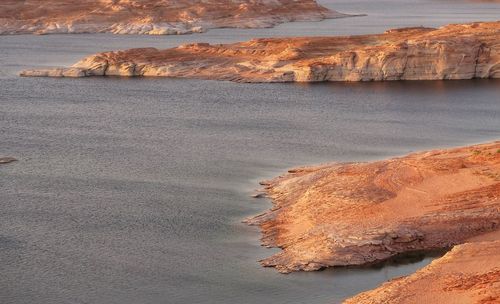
[
  {"left": 0, "top": 0, "right": 342, "bottom": 35},
  {"left": 20, "top": 21, "right": 500, "bottom": 81},
  {"left": 344, "top": 241, "right": 500, "bottom": 304},
  {"left": 245, "top": 142, "right": 500, "bottom": 273}
]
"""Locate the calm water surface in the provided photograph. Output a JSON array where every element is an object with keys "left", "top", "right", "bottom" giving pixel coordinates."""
[{"left": 1, "top": 1, "right": 499, "bottom": 303}]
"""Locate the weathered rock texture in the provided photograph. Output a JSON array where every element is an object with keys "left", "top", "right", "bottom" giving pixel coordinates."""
[
  {"left": 20, "top": 21, "right": 500, "bottom": 82},
  {"left": 245, "top": 142, "right": 500, "bottom": 273},
  {"left": 0, "top": 0, "right": 342, "bottom": 35},
  {"left": 344, "top": 241, "right": 500, "bottom": 304}
]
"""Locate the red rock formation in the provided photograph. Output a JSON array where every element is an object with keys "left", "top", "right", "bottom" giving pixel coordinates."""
[
  {"left": 245, "top": 142, "right": 500, "bottom": 273},
  {"left": 344, "top": 241, "right": 500, "bottom": 304},
  {"left": 0, "top": 0, "right": 343, "bottom": 35},
  {"left": 21, "top": 21, "right": 500, "bottom": 82}
]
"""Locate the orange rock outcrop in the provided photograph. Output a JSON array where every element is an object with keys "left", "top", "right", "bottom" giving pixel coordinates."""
[
  {"left": 245, "top": 142, "right": 500, "bottom": 273},
  {"left": 20, "top": 21, "right": 500, "bottom": 81},
  {"left": 344, "top": 241, "right": 500, "bottom": 304},
  {"left": 0, "top": 0, "right": 342, "bottom": 35}
]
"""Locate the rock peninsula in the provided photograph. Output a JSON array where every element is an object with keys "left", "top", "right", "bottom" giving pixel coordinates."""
[
  {"left": 20, "top": 21, "right": 500, "bottom": 82},
  {"left": 245, "top": 141, "right": 500, "bottom": 273},
  {"left": 0, "top": 0, "right": 342, "bottom": 35}
]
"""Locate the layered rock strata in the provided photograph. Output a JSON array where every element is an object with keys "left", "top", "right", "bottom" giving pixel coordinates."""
[
  {"left": 20, "top": 21, "right": 500, "bottom": 82},
  {"left": 0, "top": 0, "right": 342, "bottom": 35},
  {"left": 344, "top": 241, "right": 500, "bottom": 304},
  {"left": 245, "top": 141, "right": 500, "bottom": 273}
]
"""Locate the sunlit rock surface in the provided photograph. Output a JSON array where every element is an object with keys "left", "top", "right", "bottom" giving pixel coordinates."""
[
  {"left": 344, "top": 241, "right": 500, "bottom": 304},
  {"left": 0, "top": 0, "right": 343, "bottom": 35},
  {"left": 245, "top": 141, "right": 500, "bottom": 273},
  {"left": 21, "top": 21, "right": 500, "bottom": 82}
]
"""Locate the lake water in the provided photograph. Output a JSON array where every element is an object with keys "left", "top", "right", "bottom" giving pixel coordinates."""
[{"left": 1, "top": 1, "right": 499, "bottom": 303}]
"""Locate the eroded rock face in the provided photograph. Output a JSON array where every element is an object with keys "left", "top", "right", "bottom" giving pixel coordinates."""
[
  {"left": 20, "top": 21, "right": 500, "bottom": 82},
  {"left": 244, "top": 142, "right": 500, "bottom": 273},
  {"left": 344, "top": 241, "right": 500, "bottom": 304},
  {"left": 0, "top": 0, "right": 342, "bottom": 35}
]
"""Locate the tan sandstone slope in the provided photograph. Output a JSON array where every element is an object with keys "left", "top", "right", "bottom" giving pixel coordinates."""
[
  {"left": 344, "top": 241, "right": 500, "bottom": 304},
  {"left": 20, "top": 21, "right": 500, "bottom": 81},
  {"left": 0, "top": 0, "right": 343, "bottom": 35},
  {"left": 244, "top": 141, "right": 500, "bottom": 273}
]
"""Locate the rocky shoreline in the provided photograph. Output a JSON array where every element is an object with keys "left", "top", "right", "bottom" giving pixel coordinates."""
[
  {"left": 246, "top": 141, "right": 500, "bottom": 274},
  {"left": 20, "top": 21, "right": 500, "bottom": 82},
  {"left": 250, "top": 141, "right": 500, "bottom": 302},
  {"left": 344, "top": 240, "right": 500, "bottom": 303},
  {"left": 0, "top": 0, "right": 344, "bottom": 35}
]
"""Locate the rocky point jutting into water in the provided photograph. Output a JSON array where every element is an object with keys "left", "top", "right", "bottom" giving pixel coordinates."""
[
  {"left": 344, "top": 240, "right": 500, "bottom": 304},
  {"left": 245, "top": 141, "right": 500, "bottom": 274},
  {"left": 0, "top": 157, "right": 16, "bottom": 164},
  {"left": 20, "top": 21, "right": 500, "bottom": 82},
  {"left": 0, "top": 0, "right": 343, "bottom": 35}
]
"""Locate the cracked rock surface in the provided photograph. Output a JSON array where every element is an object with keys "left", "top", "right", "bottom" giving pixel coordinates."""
[{"left": 245, "top": 141, "right": 500, "bottom": 273}]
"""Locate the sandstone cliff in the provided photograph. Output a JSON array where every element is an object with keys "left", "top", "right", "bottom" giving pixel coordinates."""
[
  {"left": 0, "top": 0, "right": 342, "bottom": 35},
  {"left": 344, "top": 241, "right": 500, "bottom": 304},
  {"left": 20, "top": 21, "right": 500, "bottom": 81},
  {"left": 245, "top": 142, "right": 500, "bottom": 273}
]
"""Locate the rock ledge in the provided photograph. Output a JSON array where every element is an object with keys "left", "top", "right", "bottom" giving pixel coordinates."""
[
  {"left": 0, "top": 0, "right": 345, "bottom": 35},
  {"left": 20, "top": 21, "right": 500, "bottom": 82},
  {"left": 245, "top": 141, "right": 500, "bottom": 273}
]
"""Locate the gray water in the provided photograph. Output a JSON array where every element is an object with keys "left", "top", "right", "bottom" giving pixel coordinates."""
[{"left": 1, "top": 1, "right": 499, "bottom": 304}]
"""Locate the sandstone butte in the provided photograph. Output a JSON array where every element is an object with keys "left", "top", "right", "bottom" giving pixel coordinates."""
[
  {"left": 20, "top": 21, "right": 500, "bottom": 82},
  {"left": 244, "top": 141, "right": 500, "bottom": 275},
  {"left": 0, "top": 0, "right": 343, "bottom": 35}
]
